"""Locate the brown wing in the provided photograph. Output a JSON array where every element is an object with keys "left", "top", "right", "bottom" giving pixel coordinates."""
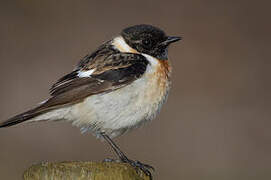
[{"left": 0, "top": 52, "right": 148, "bottom": 128}]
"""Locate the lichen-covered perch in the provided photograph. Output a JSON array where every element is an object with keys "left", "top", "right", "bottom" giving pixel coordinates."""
[{"left": 23, "top": 161, "right": 151, "bottom": 180}]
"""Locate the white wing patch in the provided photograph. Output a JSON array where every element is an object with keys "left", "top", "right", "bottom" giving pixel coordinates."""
[{"left": 77, "top": 69, "right": 95, "bottom": 77}]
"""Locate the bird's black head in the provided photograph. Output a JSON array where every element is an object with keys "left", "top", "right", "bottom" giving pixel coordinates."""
[{"left": 121, "top": 24, "right": 181, "bottom": 60}]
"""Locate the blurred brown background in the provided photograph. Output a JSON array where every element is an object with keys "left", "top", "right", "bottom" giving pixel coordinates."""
[{"left": 0, "top": 0, "right": 270, "bottom": 179}]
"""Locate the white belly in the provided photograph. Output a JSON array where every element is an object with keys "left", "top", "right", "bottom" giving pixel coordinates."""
[{"left": 69, "top": 70, "right": 169, "bottom": 138}]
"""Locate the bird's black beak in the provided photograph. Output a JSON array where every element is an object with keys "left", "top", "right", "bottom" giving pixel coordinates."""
[{"left": 161, "top": 36, "right": 182, "bottom": 46}]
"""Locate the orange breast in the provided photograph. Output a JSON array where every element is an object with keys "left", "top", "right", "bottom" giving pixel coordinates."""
[
  {"left": 144, "top": 59, "right": 171, "bottom": 103},
  {"left": 155, "top": 60, "right": 171, "bottom": 91},
  {"left": 158, "top": 60, "right": 171, "bottom": 79}
]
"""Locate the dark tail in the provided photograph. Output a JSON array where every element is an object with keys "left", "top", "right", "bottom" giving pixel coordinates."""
[{"left": 0, "top": 107, "right": 45, "bottom": 128}]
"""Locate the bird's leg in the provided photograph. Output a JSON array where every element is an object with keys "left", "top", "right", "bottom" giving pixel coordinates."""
[
  {"left": 101, "top": 133, "right": 129, "bottom": 161},
  {"left": 101, "top": 133, "right": 154, "bottom": 179}
]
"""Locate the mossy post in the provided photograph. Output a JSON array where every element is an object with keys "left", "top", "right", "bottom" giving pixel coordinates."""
[{"left": 23, "top": 161, "right": 151, "bottom": 180}]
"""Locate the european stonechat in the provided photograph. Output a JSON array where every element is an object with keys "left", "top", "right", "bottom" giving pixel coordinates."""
[{"left": 0, "top": 24, "right": 181, "bottom": 178}]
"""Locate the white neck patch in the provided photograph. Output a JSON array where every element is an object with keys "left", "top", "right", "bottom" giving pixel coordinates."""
[
  {"left": 112, "top": 36, "right": 138, "bottom": 53},
  {"left": 142, "top": 53, "right": 158, "bottom": 66},
  {"left": 112, "top": 36, "right": 159, "bottom": 72}
]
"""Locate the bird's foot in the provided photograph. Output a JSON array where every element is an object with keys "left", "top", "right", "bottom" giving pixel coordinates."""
[{"left": 122, "top": 158, "right": 154, "bottom": 180}]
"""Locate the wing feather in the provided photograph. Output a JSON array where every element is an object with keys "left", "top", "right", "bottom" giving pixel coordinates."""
[{"left": 46, "top": 52, "right": 149, "bottom": 109}]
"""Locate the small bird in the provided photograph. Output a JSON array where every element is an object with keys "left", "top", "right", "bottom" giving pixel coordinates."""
[{"left": 0, "top": 24, "right": 181, "bottom": 178}]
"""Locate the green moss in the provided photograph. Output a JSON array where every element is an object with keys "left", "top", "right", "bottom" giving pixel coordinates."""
[{"left": 23, "top": 161, "right": 150, "bottom": 180}]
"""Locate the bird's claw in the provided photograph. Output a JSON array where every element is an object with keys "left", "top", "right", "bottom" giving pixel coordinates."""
[{"left": 122, "top": 158, "right": 154, "bottom": 180}]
